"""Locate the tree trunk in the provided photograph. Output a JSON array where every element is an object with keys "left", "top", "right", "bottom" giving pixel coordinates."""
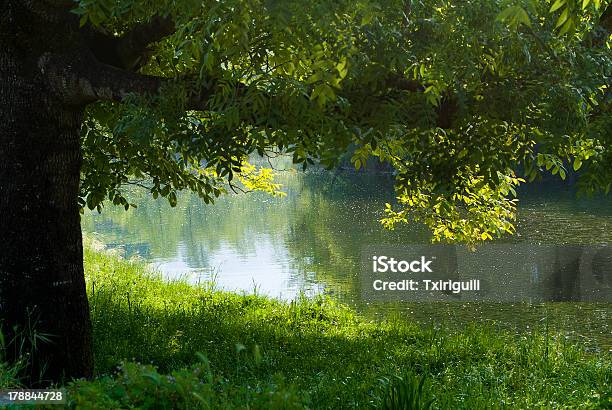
[{"left": 0, "top": 3, "right": 93, "bottom": 384}]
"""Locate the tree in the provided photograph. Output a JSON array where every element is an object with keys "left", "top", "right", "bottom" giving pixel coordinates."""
[{"left": 0, "top": 0, "right": 610, "bottom": 384}]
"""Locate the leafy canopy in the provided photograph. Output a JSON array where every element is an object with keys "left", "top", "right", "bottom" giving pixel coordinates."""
[{"left": 74, "top": 0, "right": 611, "bottom": 243}]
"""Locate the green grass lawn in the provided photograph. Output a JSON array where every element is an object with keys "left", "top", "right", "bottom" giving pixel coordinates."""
[{"left": 2, "top": 246, "right": 610, "bottom": 409}]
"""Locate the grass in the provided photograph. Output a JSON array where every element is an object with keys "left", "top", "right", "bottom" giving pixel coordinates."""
[{"left": 2, "top": 245, "right": 610, "bottom": 409}]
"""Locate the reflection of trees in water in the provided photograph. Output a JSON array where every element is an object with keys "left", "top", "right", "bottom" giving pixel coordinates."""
[
  {"left": 284, "top": 173, "right": 430, "bottom": 301},
  {"left": 546, "top": 246, "right": 582, "bottom": 302},
  {"left": 82, "top": 171, "right": 427, "bottom": 296},
  {"left": 82, "top": 182, "right": 295, "bottom": 267},
  {"left": 537, "top": 245, "right": 612, "bottom": 302},
  {"left": 592, "top": 247, "right": 612, "bottom": 287},
  {"left": 82, "top": 173, "right": 612, "bottom": 303}
]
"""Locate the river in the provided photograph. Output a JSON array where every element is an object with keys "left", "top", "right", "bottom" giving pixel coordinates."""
[{"left": 81, "top": 169, "right": 611, "bottom": 350}]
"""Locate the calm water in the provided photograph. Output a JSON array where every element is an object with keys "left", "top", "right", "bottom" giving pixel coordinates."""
[{"left": 82, "top": 169, "right": 611, "bottom": 350}]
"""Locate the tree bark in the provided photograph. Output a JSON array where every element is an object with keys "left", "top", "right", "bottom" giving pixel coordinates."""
[{"left": 0, "top": 2, "right": 92, "bottom": 385}]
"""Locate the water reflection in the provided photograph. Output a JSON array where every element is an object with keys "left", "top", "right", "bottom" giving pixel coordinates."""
[{"left": 82, "top": 171, "right": 411, "bottom": 299}]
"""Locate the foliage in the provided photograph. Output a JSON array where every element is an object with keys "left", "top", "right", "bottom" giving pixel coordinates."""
[
  {"left": 71, "top": 0, "right": 611, "bottom": 242},
  {"left": 237, "top": 162, "right": 287, "bottom": 197},
  {"left": 64, "top": 361, "right": 307, "bottom": 409}
]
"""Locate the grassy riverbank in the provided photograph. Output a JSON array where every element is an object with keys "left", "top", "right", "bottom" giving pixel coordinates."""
[{"left": 2, "top": 247, "right": 610, "bottom": 409}]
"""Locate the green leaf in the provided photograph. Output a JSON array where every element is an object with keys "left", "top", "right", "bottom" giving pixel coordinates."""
[
  {"left": 497, "top": 6, "right": 531, "bottom": 29},
  {"left": 582, "top": 0, "right": 591, "bottom": 9},
  {"left": 558, "top": 18, "right": 574, "bottom": 35},
  {"left": 555, "top": 8, "right": 570, "bottom": 28},
  {"left": 573, "top": 158, "right": 582, "bottom": 171},
  {"left": 497, "top": 6, "right": 516, "bottom": 21},
  {"left": 559, "top": 168, "right": 566, "bottom": 180},
  {"left": 550, "top": 0, "right": 566, "bottom": 13},
  {"left": 516, "top": 7, "right": 532, "bottom": 27},
  {"left": 79, "top": 14, "right": 88, "bottom": 27}
]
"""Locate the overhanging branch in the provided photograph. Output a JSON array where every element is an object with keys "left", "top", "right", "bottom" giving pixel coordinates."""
[
  {"left": 82, "top": 15, "right": 176, "bottom": 71},
  {"left": 115, "top": 15, "right": 175, "bottom": 70},
  {"left": 39, "top": 51, "right": 162, "bottom": 104},
  {"left": 38, "top": 50, "right": 216, "bottom": 108},
  {"left": 383, "top": 74, "right": 424, "bottom": 92}
]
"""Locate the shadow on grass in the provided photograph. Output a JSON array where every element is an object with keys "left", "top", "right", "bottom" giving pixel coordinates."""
[{"left": 81, "top": 247, "right": 610, "bottom": 409}]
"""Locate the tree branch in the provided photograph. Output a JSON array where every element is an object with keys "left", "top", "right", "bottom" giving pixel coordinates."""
[
  {"left": 381, "top": 73, "right": 458, "bottom": 128},
  {"left": 383, "top": 74, "right": 424, "bottom": 92},
  {"left": 115, "top": 15, "right": 176, "bottom": 70},
  {"left": 40, "top": 40, "right": 456, "bottom": 132},
  {"left": 39, "top": 51, "right": 162, "bottom": 104},
  {"left": 82, "top": 15, "right": 175, "bottom": 71},
  {"left": 38, "top": 50, "right": 216, "bottom": 108}
]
